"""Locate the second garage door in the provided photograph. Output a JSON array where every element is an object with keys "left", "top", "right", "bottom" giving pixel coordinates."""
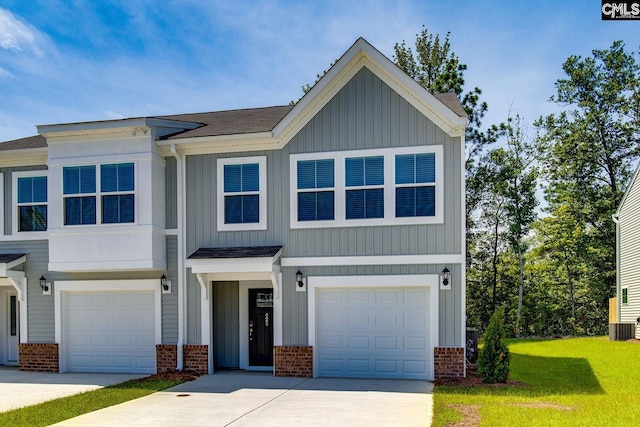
[
  {"left": 64, "top": 291, "right": 156, "bottom": 373},
  {"left": 316, "top": 287, "right": 431, "bottom": 380}
]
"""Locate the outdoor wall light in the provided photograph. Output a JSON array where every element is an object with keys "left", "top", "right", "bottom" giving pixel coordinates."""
[
  {"left": 39, "top": 275, "right": 49, "bottom": 292},
  {"left": 161, "top": 274, "right": 171, "bottom": 294},
  {"left": 296, "top": 270, "right": 304, "bottom": 288},
  {"left": 441, "top": 267, "right": 451, "bottom": 288}
]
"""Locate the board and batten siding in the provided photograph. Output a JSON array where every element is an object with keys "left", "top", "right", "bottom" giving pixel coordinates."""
[
  {"left": 618, "top": 171, "right": 640, "bottom": 323},
  {"left": 184, "top": 66, "right": 464, "bottom": 347},
  {"left": 164, "top": 157, "right": 178, "bottom": 229}
]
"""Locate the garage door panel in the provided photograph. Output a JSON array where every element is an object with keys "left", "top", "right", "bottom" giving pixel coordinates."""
[
  {"left": 65, "top": 291, "right": 155, "bottom": 373},
  {"left": 317, "top": 286, "right": 431, "bottom": 380}
]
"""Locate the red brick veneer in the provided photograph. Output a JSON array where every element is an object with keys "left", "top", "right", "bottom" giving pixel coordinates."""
[
  {"left": 19, "top": 343, "right": 59, "bottom": 372},
  {"left": 274, "top": 346, "right": 313, "bottom": 378},
  {"left": 434, "top": 347, "right": 465, "bottom": 378},
  {"left": 183, "top": 345, "right": 208, "bottom": 375},
  {"left": 156, "top": 344, "right": 178, "bottom": 373}
]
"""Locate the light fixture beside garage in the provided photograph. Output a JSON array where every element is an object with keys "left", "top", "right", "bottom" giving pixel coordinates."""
[
  {"left": 160, "top": 274, "right": 171, "bottom": 294},
  {"left": 295, "top": 270, "right": 306, "bottom": 292},
  {"left": 440, "top": 267, "right": 451, "bottom": 290},
  {"left": 39, "top": 275, "right": 51, "bottom": 295}
]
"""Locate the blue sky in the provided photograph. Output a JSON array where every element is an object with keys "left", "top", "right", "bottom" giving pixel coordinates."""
[{"left": 0, "top": 0, "right": 638, "bottom": 142}]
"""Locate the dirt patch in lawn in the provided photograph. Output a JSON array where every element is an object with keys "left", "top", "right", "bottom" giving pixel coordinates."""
[
  {"left": 435, "top": 365, "right": 525, "bottom": 388},
  {"left": 135, "top": 371, "right": 200, "bottom": 383},
  {"left": 626, "top": 339, "right": 640, "bottom": 344},
  {"left": 445, "top": 404, "right": 481, "bottom": 427}
]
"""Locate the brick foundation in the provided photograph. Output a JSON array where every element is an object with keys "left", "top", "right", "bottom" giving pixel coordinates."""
[
  {"left": 156, "top": 344, "right": 178, "bottom": 373},
  {"left": 274, "top": 346, "right": 313, "bottom": 378},
  {"left": 19, "top": 343, "right": 59, "bottom": 372},
  {"left": 434, "top": 347, "right": 465, "bottom": 378},
  {"left": 183, "top": 345, "right": 208, "bottom": 375}
]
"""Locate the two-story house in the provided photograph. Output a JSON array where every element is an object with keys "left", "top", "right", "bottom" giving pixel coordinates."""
[{"left": 0, "top": 38, "right": 467, "bottom": 380}]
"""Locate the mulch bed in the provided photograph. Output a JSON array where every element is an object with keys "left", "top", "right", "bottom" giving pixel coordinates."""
[
  {"left": 434, "top": 365, "right": 525, "bottom": 388},
  {"left": 135, "top": 371, "right": 201, "bottom": 383}
]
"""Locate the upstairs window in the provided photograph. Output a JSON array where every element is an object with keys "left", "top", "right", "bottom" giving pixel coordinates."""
[
  {"left": 622, "top": 287, "right": 629, "bottom": 304},
  {"left": 63, "top": 162, "right": 135, "bottom": 226},
  {"left": 395, "top": 153, "right": 436, "bottom": 217},
  {"left": 15, "top": 172, "right": 48, "bottom": 232},
  {"left": 345, "top": 156, "right": 384, "bottom": 220},
  {"left": 101, "top": 163, "right": 135, "bottom": 224},
  {"left": 64, "top": 165, "right": 97, "bottom": 225},
  {"left": 217, "top": 157, "right": 267, "bottom": 231},
  {"left": 297, "top": 159, "right": 335, "bottom": 222}
]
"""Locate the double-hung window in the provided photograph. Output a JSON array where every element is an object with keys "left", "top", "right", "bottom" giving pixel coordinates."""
[
  {"left": 297, "top": 159, "right": 335, "bottom": 222},
  {"left": 217, "top": 157, "right": 267, "bottom": 231},
  {"left": 291, "top": 146, "right": 442, "bottom": 228},
  {"left": 14, "top": 171, "right": 48, "bottom": 232},
  {"left": 395, "top": 153, "right": 436, "bottom": 217},
  {"left": 63, "top": 162, "right": 135, "bottom": 226},
  {"left": 345, "top": 156, "right": 384, "bottom": 219}
]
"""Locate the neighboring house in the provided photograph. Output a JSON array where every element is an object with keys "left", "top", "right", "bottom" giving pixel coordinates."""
[
  {"left": 614, "top": 163, "right": 640, "bottom": 340},
  {"left": 0, "top": 38, "right": 467, "bottom": 380}
]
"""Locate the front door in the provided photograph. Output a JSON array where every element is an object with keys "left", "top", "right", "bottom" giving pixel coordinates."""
[
  {"left": 6, "top": 290, "right": 18, "bottom": 364},
  {"left": 248, "top": 288, "right": 273, "bottom": 366}
]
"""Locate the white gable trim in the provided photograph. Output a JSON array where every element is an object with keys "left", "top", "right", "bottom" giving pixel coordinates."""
[{"left": 616, "top": 162, "right": 640, "bottom": 217}]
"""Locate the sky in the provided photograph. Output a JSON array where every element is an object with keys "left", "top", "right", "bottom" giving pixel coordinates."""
[{"left": 0, "top": 0, "right": 638, "bottom": 143}]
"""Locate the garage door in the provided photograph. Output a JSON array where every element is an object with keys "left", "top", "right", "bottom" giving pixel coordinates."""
[
  {"left": 64, "top": 291, "right": 155, "bottom": 373},
  {"left": 316, "top": 287, "right": 430, "bottom": 379}
]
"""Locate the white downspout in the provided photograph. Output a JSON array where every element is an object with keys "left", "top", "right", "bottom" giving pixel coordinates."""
[
  {"left": 171, "top": 144, "right": 186, "bottom": 371},
  {"left": 612, "top": 214, "right": 620, "bottom": 324}
]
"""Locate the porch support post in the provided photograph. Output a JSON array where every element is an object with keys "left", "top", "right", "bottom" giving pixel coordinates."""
[
  {"left": 271, "top": 266, "right": 283, "bottom": 347},
  {"left": 6, "top": 272, "right": 27, "bottom": 344}
]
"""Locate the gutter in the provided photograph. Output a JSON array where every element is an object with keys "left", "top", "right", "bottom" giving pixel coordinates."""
[
  {"left": 612, "top": 214, "right": 620, "bottom": 324},
  {"left": 170, "top": 144, "right": 187, "bottom": 371}
]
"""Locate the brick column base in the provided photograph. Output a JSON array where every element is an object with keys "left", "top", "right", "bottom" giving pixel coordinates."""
[
  {"left": 183, "top": 345, "right": 208, "bottom": 375},
  {"left": 19, "top": 343, "right": 59, "bottom": 372},
  {"left": 156, "top": 344, "right": 178, "bottom": 373},
  {"left": 434, "top": 347, "right": 465, "bottom": 378},
  {"left": 274, "top": 346, "right": 313, "bottom": 378}
]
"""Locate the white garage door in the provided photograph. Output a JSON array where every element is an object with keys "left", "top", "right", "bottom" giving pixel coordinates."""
[
  {"left": 316, "top": 287, "right": 431, "bottom": 379},
  {"left": 64, "top": 291, "right": 156, "bottom": 373}
]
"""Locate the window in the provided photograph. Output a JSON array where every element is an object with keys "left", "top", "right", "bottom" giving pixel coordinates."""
[
  {"left": 345, "top": 156, "right": 384, "bottom": 219},
  {"left": 290, "top": 146, "right": 443, "bottom": 228},
  {"left": 217, "top": 157, "right": 267, "bottom": 231},
  {"left": 622, "top": 287, "right": 629, "bottom": 304},
  {"left": 13, "top": 171, "right": 48, "bottom": 233},
  {"left": 297, "top": 159, "right": 335, "bottom": 221},
  {"left": 63, "top": 163, "right": 135, "bottom": 226},
  {"left": 395, "top": 153, "right": 436, "bottom": 217}
]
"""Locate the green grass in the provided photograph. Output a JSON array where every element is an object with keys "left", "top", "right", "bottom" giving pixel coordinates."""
[
  {"left": 434, "top": 337, "right": 640, "bottom": 426},
  {"left": 0, "top": 376, "right": 187, "bottom": 427}
]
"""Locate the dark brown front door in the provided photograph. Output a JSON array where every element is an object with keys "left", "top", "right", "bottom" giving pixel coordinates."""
[{"left": 249, "top": 288, "right": 273, "bottom": 366}]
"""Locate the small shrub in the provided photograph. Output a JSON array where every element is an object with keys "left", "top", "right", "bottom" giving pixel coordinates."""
[{"left": 478, "top": 307, "right": 510, "bottom": 383}]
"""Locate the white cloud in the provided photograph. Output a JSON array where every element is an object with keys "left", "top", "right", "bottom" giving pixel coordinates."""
[{"left": 0, "top": 8, "right": 44, "bottom": 56}]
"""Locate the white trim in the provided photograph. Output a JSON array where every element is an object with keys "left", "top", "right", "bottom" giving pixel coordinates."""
[
  {"left": 290, "top": 146, "right": 444, "bottom": 229},
  {"left": 460, "top": 133, "right": 467, "bottom": 371},
  {"left": 281, "top": 253, "right": 463, "bottom": 267},
  {"left": 0, "top": 173, "right": 4, "bottom": 236},
  {"left": 307, "top": 274, "right": 439, "bottom": 380},
  {"left": 0, "top": 275, "right": 27, "bottom": 345},
  {"left": 216, "top": 156, "right": 267, "bottom": 231},
  {"left": 0, "top": 233, "right": 48, "bottom": 242},
  {"left": 54, "top": 279, "right": 162, "bottom": 373},
  {"left": 12, "top": 170, "right": 48, "bottom": 235}
]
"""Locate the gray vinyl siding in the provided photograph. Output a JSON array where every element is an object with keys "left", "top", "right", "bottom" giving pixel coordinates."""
[
  {"left": 162, "top": 235, "right": 179, "bottom": 343},
  {"left": 212, "top": 281, "right": 240, "bottom": 368},
  {"left": 184, "top": 67, "right": 464, "bottom": 347},
  {"left": 165, "top": 157, "right": 178, "bottom": 229},
  {"left": 618, "top": 171, "right": 640, "bottom": 323},
  {"left": 0, "top": 165, "right": 48, "bottom": 236}
]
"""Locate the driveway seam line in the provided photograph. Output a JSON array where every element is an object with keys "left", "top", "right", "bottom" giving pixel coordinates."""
[{"left": 224, "top": 378, "right": 309, "bottom": 426}]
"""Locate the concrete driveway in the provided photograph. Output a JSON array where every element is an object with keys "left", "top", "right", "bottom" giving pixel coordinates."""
[
  {"left": 52, "top": 371, "right": 434, "bottom": 426},
  {"left": 0, "top": 366, "right": 142, "bottom": 413}
]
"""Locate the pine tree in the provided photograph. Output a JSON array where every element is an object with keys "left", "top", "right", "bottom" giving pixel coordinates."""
[{"left": 477, "top": 307, "right": 510, "bottom": 383}]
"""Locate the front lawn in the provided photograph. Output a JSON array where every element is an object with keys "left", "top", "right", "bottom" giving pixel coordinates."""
[
  {"left": 434, "top": 337, "right": 640, "bottom": 426},
  {"left": 0, "top": 372, "right": 197, "bottom": 427}
]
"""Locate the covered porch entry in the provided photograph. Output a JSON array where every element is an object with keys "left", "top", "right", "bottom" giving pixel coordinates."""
[
  {"left": 187, "top": 246, "right": 283, "bottom": 374},
  {"left": 0, "top": 254, "right": 28, "bottom": 366}
]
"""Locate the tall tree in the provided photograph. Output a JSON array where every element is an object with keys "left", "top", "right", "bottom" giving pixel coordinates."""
[{"left": 535, "top": 40, "right": 640, "bottom": 333}]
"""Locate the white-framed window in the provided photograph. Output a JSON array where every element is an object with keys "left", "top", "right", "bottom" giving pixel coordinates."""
[
  {"left": 290, "top": 145, "right": 443, "bottom": 228},
  {"left": 63, "top": 162, "right": 136, "bottom": 226},
  {"left": 622, "top": 287, "right": 629, "bottom": 305},
  {"left": 12, "top": 170, "right": 48, "bottom": 233},
  {"left": 217, "top": 156, "right": 267, "bottom": 231}
]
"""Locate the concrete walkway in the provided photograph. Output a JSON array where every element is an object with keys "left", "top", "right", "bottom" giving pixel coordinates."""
[
  {"left": 52, "top": 372, "right": 434, "bottom": 426},
  {"left": 0, "top": 367, "right": 142, "bottom": 413}
]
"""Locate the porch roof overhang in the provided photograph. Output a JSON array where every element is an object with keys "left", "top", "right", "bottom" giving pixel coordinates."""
[
  {"left": 186, "top": 246, "right": 283, "bottom": 275},
  {"left": 0, "top": 253, "right": 28, "bottom": 302}
]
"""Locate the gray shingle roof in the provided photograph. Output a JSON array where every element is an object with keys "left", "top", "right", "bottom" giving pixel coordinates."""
[
  {"left": 0, "top": 253, "right": 27, "bottom": 263},
  {"left": 188, "top": 246, "right": 283, "bottom": 259},
  {"left": 434, "top": 93, "right": 467, "bottom": 118},
  {"left": 0, "top": 135, "right": 46, "bottom": 151}
]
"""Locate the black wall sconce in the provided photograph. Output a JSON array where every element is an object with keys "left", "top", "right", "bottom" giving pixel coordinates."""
[
  {"left": 296, "top": 270, "right": 306, "bottom": 292},
  {"left": 40, "top": 275, "right": 51, "bottom": 295},
  {"left": 161, "top": 274, "right": 171, "bottom": 294},
  {"left": 441, "top": 267, "right": 451, "bottom": 290}
]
